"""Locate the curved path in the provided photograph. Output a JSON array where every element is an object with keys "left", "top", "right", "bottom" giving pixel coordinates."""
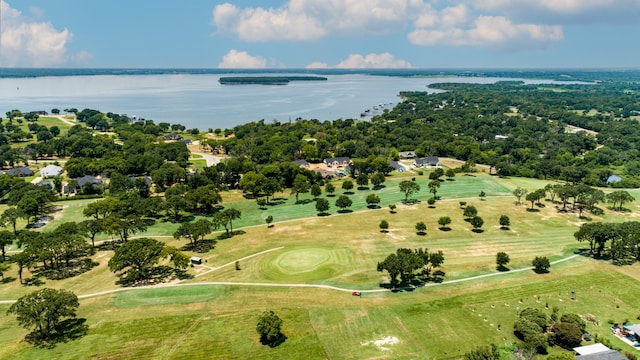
[
  {"left": 190, "top": 152, "right": 221, "bottom": 166},
  {"left": 0, "top": 251, "right": 583, "bottom": 304}
]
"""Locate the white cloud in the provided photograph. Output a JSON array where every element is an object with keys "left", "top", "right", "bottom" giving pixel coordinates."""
[
  {"left": 213, "top": 0, "right": 428, "bottom": 41},
  {"left": 307, "top": 53, "right": 412, "bottom": 69},
  {"left": 306, "top": 62, "right": 329, "bottom": 69},
  {"left": 409, "top": 15, "right": 563, "bottom": 47},
  {"left": 468, "top": 0, "right": 640, "bottom": 23},
  {"left": 0, "top": 1, "right": 87, "bottom": 67},
  {"left": 218, "top": 50, "right": 267, "bottom": 68}
]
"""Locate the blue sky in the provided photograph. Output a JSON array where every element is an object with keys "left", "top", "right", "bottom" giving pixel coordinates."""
[{"left": 1, "top": 0, "right": 639, "bottom": 69}]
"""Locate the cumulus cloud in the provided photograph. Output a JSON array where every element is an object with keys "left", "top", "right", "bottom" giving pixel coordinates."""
[
  {"left": 468, "top": 0, "right": 640, "bottom": 23},
  {"left": 218, "top": 50, "right": 267, "bottom": 68},
  {"left": 0, "top": 1, "right": 87, "bottom": 67},
  {"left": 307, "top": 53, "right": 412, "bottom": 69},
  {"left": 409, "top": 15, "right": 563, "bottom": 48},
  {"left": 213, "top": 0, "right": 427, "bottom": 41}
]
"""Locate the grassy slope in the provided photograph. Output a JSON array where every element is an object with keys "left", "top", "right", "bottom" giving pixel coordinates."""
[{"left": 1, "top": 173, "right": 639, "bottom": 359}]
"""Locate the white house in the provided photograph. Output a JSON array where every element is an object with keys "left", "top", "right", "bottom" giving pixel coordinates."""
[
  {"left": 323, "top": 157, "right": 350, "bottom": 168},
  {"left": 40, "top": 164, "right": 63, "bottom": 178}
]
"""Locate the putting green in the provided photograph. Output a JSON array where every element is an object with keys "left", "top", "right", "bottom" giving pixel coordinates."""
[
  {"left": 275, "top": 248, "right": 332, "bottom": 274},
  {"left": 258, "top": 247, "right": 353, "bottom": 282}
]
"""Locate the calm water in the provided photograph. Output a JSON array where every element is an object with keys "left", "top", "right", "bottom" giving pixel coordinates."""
[{"left": 0, "top": 73, "right": 573, "bottom": 129}]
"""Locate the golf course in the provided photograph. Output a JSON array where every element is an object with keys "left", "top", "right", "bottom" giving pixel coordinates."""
[{"left": 0, "top": 170, "right": 639, "bottom": 359}]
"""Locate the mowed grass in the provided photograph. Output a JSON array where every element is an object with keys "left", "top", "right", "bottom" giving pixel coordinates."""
[
  {"left": 2, "top": 173, "right": 640, "bottom": 358},
  {"left": 0, "top": 261, "right": 638, "bottom": 359}
]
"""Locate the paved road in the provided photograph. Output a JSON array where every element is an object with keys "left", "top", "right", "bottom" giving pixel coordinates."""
[
  {"left": 190, "top": 152, "right": 221, "bottom": 166},
  {"left": 0, "top": 252, "right": 584, "bottom": 304}
]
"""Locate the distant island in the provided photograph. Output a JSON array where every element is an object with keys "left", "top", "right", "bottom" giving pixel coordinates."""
[{"left": 218, "top": 76, "right": 328, "bottom": 85}]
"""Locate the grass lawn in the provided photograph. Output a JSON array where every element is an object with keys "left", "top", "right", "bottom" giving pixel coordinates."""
[{"left": 1, "top": 172, "right": 640, "bottom": 359}]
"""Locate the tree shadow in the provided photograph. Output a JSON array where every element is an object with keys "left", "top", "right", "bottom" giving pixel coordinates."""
[
  {"left": 317, "top": 212, "right": 331, "bottom": 217},
  {"left": 497, "top": 265, "right": 510, "bottom": 272},
  {"left": 526, "top": 208, "right": 540, "bottom": 213},
  {"left": 357, "top": 186, "right": 370, "bottom": 191},
  {"left": 295, "top": 199, "right": 313, "bottom": 205},
  {"left": 471, "top": 229, "right": 484, "bottom": 233},
  {"left": 1, "top": 276, "right": 17, "bottom": 284},
  {"left": 337, "top": 209, "right": 353, "bottom": 214},
  {"left": 532, "top": 268, "right": 550, "bottom": 274},
  {"left": 402, "top": 199, "right": 420, "bottom": 205},
  {"left": 25, "top": 318, "right": 88, "bottom": 348},
  {"left": 181, "top": 239, "right": 217, "bottom": 253},
  {"left": 438, "top": 227, "right": 451, "bottom": 232},
  {"left": 343, "top": 191, "right": 354, "bottom": 195},
  {"left": 170, "top": 215, "right": 196, "bottom": 224},
  {"left": 373, "top": 185, "right": 386, "bottom": 190},
  {"left": 366, "top": 205, "right": 381, "bottom": 209},
  {"left": 23, "top": 277, "right": 45, "bottom": 287},
  {"left": 416, "top": 231, "right": 427, "bottom": 236},
  {"left": 35, "top": 259, "right": 99, "bottom": 281},
  {"left": 266, "top": 200, "right": 286, "bottom": 206},
  {"left": 499, "top": 226, "right": 510, "bottom": 230},
  {"left": 260, "top": 332, "right": 287, "bottom": 347},
  {"left": 379, "top": 229, "right": 388, "bottom": 233}
]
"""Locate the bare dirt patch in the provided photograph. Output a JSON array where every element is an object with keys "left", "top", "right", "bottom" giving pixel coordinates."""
[{"left": 361, "top": 336, "right": 400, "bottom": 351}]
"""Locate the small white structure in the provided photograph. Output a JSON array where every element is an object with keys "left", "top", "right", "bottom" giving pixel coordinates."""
[
  {"left": 40, "top": 164, "right": 63, "bottom": 178},
  {"left": 190, "top": 256, "right": 202, "bottom": 265}
]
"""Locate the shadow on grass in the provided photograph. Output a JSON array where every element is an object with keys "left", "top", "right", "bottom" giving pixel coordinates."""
[
  {"left": 357, "top": 186, "right": 370, "bottom": 191},
  {"left": 23, "top": 277, "right": 45, "bottom": 287},
  {"left": 438, "top": 227, "right": 451, "bottom": 232},
  {"left": 526, "top": 208, "right": 540, "bottom": 213},
  {"left": 317, "top": 212, "right": 331, "bottom": 217},
  {"left": 373, "top": 185, "right": 386, "bottom": 190},
  {"left": 337, "top": 209, "right": 353, "bottom": 214},
  {"left": 532, "top": 268, "right": 550, "bottom": 274},
  {"left": 497, "top": 265, "right": 510, "bottom": 272},
  {"left": 168, "top": 215, "right": 196, "bottom": 224},
  {"left": 402, "top": 199, "right": 420, "bottom": 205},
  {"left": 260, "top": 333, "right": 287, "bottom": 348},
  {"left": 343, "top": 191, "right": 354, "bottom": 195},
  {"left": 367, "top": 205, "right": 381, "bottom": 209},
  {"left": 416, "top": 231, "right": 427, "bottom": 236},
  {"left": 295, "top": 199, "right": 313, "bottom": 205},
  {"left": 499, "top": 226, "right": 510, "bottom": 230},
  {"left": 25, "top": 318, "right": 88, "bottom": 348},
  {"left": 472, "top": 229, "right": 484, "bottom": 233},
  {"left": 182, "top": 239, "right": 217, "bottom": 253},
  {"left": 1, "top": 276, "right": 16, "bottom": 284}
]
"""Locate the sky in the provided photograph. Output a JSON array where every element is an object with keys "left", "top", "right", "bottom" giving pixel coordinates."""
[{"left": 1, "top": 0, "right": 639, "bottom": 69}]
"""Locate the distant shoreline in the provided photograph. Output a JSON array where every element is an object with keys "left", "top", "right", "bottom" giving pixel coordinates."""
[{"left": 218, "top": 76, "right": 328, "bottom": 85}]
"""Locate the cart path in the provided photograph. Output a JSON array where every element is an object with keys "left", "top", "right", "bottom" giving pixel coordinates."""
[{"left": 0, "top": 252, "right": 583, "bottom": 304}]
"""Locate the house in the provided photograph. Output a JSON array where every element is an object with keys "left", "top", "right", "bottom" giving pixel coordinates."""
[
  {"left": 414, "top": 156, "right": 441, "bottom": 168},
  {"left": 182, "top": 139, "right": 193, "bottom": 146},
  {"left": 607, "top": 175, "right": 622, "bottom": 184},
  {"left": 399, "top": 151, "right": 417, "bottom": 159},
  {"left": 323, "top": 157, "right": 350, "bottom": 167},
  {"left": 163, "top": 133, "right": 183, "bottom": 141},
  {"left": 574, "top": 344, "right": 626, "bottom": 360},
  {"left": 36, "top": 181, "right": 53, "bottom": 190},
  {"left": 313, "top": 169, "right": 334, "bottom": 179},
  {"left": 389, "top": 160, "right": 406, "bottom": 172},
  {"left": 40, "top": 164, "right": 63, "bottom": 178},
  {"left": 6, "top": 167, "right": 34, "bottom": 177},
  {"left": 76, "top": 175, "right": 104, "bottom": 190},
  {"left": 130, "top": 175, "right": 153, "bottom": 186},
  {"left": 293, "top": 160, "right": 310, "bottom": 168}
]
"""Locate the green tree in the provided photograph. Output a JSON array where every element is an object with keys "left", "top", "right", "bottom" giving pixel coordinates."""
[
  {"left": 161, "top": 246, "right": 190, "bottom": 270},
  {"left": 370, "top": 172, "right": 386, "bottom": 188},
  {"left": 496, "top": 252, "right": 510, "bottom": 270},
  {"left": 265, "top": 215, "right": 274, "bottom": 228},
  {"left": 310, "top": 184, "right": 322, "bottom": 198},
  {"left": 341, "top": 180, "right": 354, "bottom": 193},
  {"left": 429, "top": 168, "right": 444, "bottom": 180},
  {"left": 108, "top": 238, "right": 165, "bottom": 282},
  {"left": 415, "top": 221, "right": 427, "bottom": 235},
  {"left": 256, "top": 310, "right": 285, "bottom": 347},
  {"left": 0, "top": 262, "right": 10, "bottom": 280},
  {"left": 445, "top": 168, "right": 456, "bottom": 180},
  {"left": 606, "top": 190, "right": 635, "bottom": 211},
  {"left": 513, "top": 187, "right": 528, "bottom": 205},
  {"left": 470, "top": 216, "right": 484, "bottom": 232},
  {"left": 356, "top": 173, "right": 369, "bottom": 188},
  {"left": 479, "top": 190, "right": 486, "bottom": 200},
  {"left": 438, "top": 216, "right": 451, "bottom": 230},
  {"left": 79, "top": 219, "right": 103, "bottom": 251},
  {"left": 428, "top": 180, "right": 441, "bottom": 199},
  {"left": 560, "top": 313, "right": 586, "bottom": 332},
  {"left": 499, "top": 215, "right": 510, "bottom": 229},
  {"left": 366, "top": 193, "right": 380, "bottom": 207},
  {"left": 532, "top": 256, "right": 550, "bottom": 273},
  {"left": 464, "top": 344, "right": 499, "bottom": 360},
  {"left": 379, "top": 220, "right": 389, "bottom": 232},
  {"left": 173, "top": 219, "right": 212, "bottom": 250},
  {"left": 335, "top": 195, "right": 353, "bottom": 212},
  {"left": 0, "top": 230, "right": 14, "bottom": 262},
  {"left": 291, "top": 174, "right": 310, "bottom": 202},
  {"left": 389, "top": 204, "right": 397, "bottom": 213},
  {"left": 463, "top": 205, "right": 478, "bottom": 219},
  {"left": 315, "top": 198, "right": 330, "bottom": 214},
  {"left": 325, "top": 182, "right": 335, "bottom": 196},
  {"left": 7, "top": 288, "right": 79, "bottom": 340},
  {"left": 399, "top": 180, "right": 420, "bottom": 203},
  {"left": 552, "top": 322, "right": 583, "bottom": 348}
]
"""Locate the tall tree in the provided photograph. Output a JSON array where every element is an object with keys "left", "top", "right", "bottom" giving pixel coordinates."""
[
  {"left": 512, "top": 187, "right": 528, "bottom": 205},
  {"left": 428, "top": 180, "right": 441, "bottom": 199},
  {"left": 399, "top": 180, "right": 420, "bottom": 203},
  {"left": 291, "top": 174, "right": 310, "bottom": 202},
  {"left": 7, "top": 288, "right": 79, "bottom": 340},
  {"left": 256, "top": 310, "right": 285, "bottom": 347},
  {"left": 108, "top": 237, "right": 165, "bottom": 282}
]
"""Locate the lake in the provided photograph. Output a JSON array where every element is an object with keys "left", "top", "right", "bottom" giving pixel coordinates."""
[{"left": 0, "top": 73, "right": 575, "bottom": 130}]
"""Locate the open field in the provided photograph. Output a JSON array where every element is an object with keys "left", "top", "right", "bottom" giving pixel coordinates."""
[{"left": 1, "top": 172, "right": 639, "bottom": 359}]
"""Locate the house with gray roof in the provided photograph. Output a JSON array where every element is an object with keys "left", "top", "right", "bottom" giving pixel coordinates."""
[
  {"left": 414, "top": 156, "right": 441, "bottom": 168},
  {"left": 6, "top": 167, "right": 34, "bottom": 177},
  {"left": 323, "top": 157, "right": 350, "bottom": 167},
  {"left": 40, "top": 164, "right": 63, "bottom": 178}
]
